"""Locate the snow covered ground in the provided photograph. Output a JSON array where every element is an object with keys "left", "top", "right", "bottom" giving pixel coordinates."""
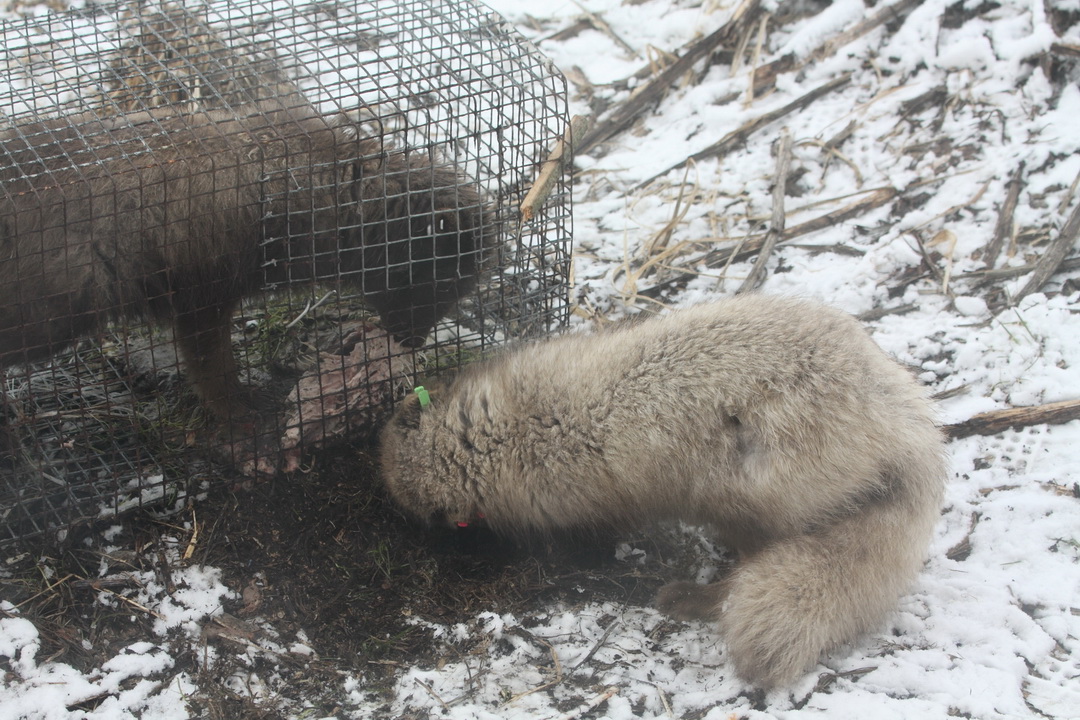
[{"left": 2, "top": 0, "right": 1080, "bottom": 718}]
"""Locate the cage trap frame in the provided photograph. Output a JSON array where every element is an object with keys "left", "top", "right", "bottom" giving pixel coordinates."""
[{"left": 0, "top": 0, "right": 572, "bottom": 549}]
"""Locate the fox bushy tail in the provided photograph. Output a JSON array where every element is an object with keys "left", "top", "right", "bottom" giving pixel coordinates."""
[{"left": 720, "top": 463, "right": 942, "bottom": 686}]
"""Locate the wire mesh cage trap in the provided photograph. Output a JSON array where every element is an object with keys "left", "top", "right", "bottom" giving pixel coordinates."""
[{"left": 0, "top": 0, "right": 573, "bottom": 549}]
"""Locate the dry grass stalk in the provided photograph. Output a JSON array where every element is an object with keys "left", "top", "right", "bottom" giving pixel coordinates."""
[
  {"left": 1014, "top": 197, "right": 1080, "bottom": 304},
  {"left": 502, "top": 631, "right": 563, "bottom": 706},
  {"left": 728, "top": 5, "right": 760, "bottom": 78},
  {"left": 633, "top": 185, "right": 897, "bottom": 301},
  {"left": 944, "top": 399, "right": 1080, "bottom": 439},
  {"left": 964, "top": 256, "right": 1080, "bottom": 287},
  {"left": 578, "top": 0, "right": 763, "bottom": 154},
  {"left": 414, "top": 678, "right": 452, "bottom": 712},
  {"left": 800, "top": 137, "right": 864, "bottom": 187},
  {"left": 738, "top": 128, "right": 793, "bottom": 293},
  {"left": 1057, "top": 165, "right": 1080, "bottom": 215},
  {"left": 857, "top": 303, "right": 918, "bottom": 322},
  {"left": 581, "top": 0, "right": 913, "bottom": 162},
  {"left": 571, "top": 0, "right": 641, "bottom": 59},
  {"left": 928, "top": 229, "right": 959, "bottom": 295},
  {"left": 182, "top": 509, "right": 199, "bottom": 561},
  {"left": 778, "top": 186, "right": 897, "bottom": 241},
  {"left": 643, "top": 166, "right": 696, "bottom": 256},
  {"left": 743, "top": 12, "right": 770, "bottom": 106},
  {"left": 635, "top": 72, "right": 853, "bottom": 190},
  {"left": 808, "top": 0, "right": 924, "bottom": 63},
  {"left": 553, "top": 688, "right": 619, "bottom": 720},
  {"left": 521, "top": 115, "right": 591, "bottom": 222},
  {"left": 99, "top": 584, "right": 168, "bottom": 621},
  {"left": 1050, "top": 42, "right": 1080, "bottom": 58},
  {"left": 13, "top": 573, "right": 75, "bottom": 609},
  {"left": 982, "top": 162, "right": 1025, "bottom": 269}
]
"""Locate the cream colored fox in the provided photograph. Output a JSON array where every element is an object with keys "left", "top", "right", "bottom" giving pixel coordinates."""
[{"left": 379, "top": 295, "right": 946, "bottom": 687}]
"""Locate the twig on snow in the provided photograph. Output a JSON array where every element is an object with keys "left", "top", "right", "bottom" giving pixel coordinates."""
[
  {"left": 982, "top": 161, "right": 1025, "bottom": 269},
  {"left": 521, "top": 114, "right": 591, "bottom": 222},
  {"left": 635, "top": 72, "right": 853, "bottom": 190},
  {"left": 943, "top": 398, "right": 1080, "bottom": 439},
  {"left": 571, "top": 0, "right": 640, "bottom": 59},
  {"left": 502, "top": 629, "right": 563, "bottom": 706},
  {"left": 1050, "top": 42, "right": 1080, "bottom": 58},
  {"left": 569, "top": 619, "right": 620, "bottom": 673},
  {"left": 739, "top": 128, "right": 793, "bottom": 293},
  {"left": 808, "top": 0, "right": 923, "bottom": 62},
  {"left": 964, "top": 256, "right": 1080, "bottom": 287},
  {"left": 857, "top": 303, "right": 918, "bottom": 322},
  {"left": 578, "top": 0, "right": 762, "bottom": 154},
  {"left": 552, "top": 687, "right": 619, "bottom": 720},
  {"left": 635, "top": 186, "right": 898, "bottom": 300},
  {"left": 1013, "top": 197, "right": 1080, "bottom": 303},
  {"left": 414, "top": 678, "right": 451, "bottom": 712}
]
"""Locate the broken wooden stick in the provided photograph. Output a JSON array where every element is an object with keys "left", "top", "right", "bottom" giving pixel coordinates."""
[
  {"left": 944, "top": 398, "right": 1080, "bottom": 439},
  {"left": 636, "top": 185, "right": 897, "bottom": 298},
  {"left": 778, "top": 185, "right": 897, "bottom": 242},
  {"left": 982, "top": 161, "right": 1025, "bottom": 270},
  {"left": 571, "top": 0, "right": 640, "bottom": 59},
  {"left": 738, "top": 128, "right": 793, "bottom": 293},
  {"left": 588, "top": 0, "right": 918, "bottom": 160},
  {"left": 1014, "top": 196, "right": 1080, "bottom": 303},
  {"left": 1050, "top": 42, "right": 1080, "bottom": 58},
  {"left": 964, "top": 256, "right": 1080, "bottom": 286},
  {"left": 636, "top": 72, "right": 852, "bottom": 190},
  {"left": 578, "top": 0, "right": 762, "bottom": 154},
  {"left": 520, "top": 114, "right": 591, "bottom": 222},
  {"left": 808, "top": 0, "right": 923, "bottom": 62}
]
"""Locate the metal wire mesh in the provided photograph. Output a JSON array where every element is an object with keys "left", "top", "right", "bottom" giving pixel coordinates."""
[{"left": 0, "top": 0, "right": 572, "bottom": 549}]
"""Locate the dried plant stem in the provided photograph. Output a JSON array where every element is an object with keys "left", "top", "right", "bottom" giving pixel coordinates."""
[
  {"left": 100, "top": 585, "right": 168, "bottom": 621},
  {"left": 983, "top": 162, "right": 1025, "bottom": 269},
  {"left": 743, "top": 13, "right": 770, "bottom": 105},
  {"left": 571, "top": 0, "right": 640, "bottom": 59},
  {"left": 964, "top": 256, "right": 1080, "bottom": 286},
  {"left": 552, "top": 688, "right": 619, "bottom": 720},
  {"left": 808, "top": 0, "right": 923, "bottom": 62},
  {"left": 502, "top": 632, "right": 563, "bottom": 705},
  {"left": 1050, "top": 42, "right": 1080, "bottom": 58},
  {"left": 645, "top": 165, "right": 695, "bottom": 256},
  {"left": 857, "top": 303, "right": 917, "bottom": 322},
  {"left": 13, "top": 573, "right": 75, "bottom": 609},
  {"left": 414, "top": 678, "right": 451, "bottom": 712},
  {"left": 778, "top": 185, "right": 897, "bottom": 241},
  {"left": 636, "top": 186, "right": 896, "bottom": 299},
  {"left": 636, "top": 73, "right": 852, "bottom": 190},
  {"left": 738, "top": 128, "right": 792, "bottom": 293},
  {"left": 520, "top": 115, "right": 591, "bottom": 222},
  {"left": 587, "top": 0, "right": 920, "bottom": 162},
  {"left": 578, "top": 0, "right": 762, "bottom": 154},
  {"left": 944, "top": 399, "right": 1080, "bottom": 439},
  {"left": 569, "top": 620, "right": 619, "bottom": 673},
  {"left": 1014, "top": 197, "right": 1080, "bottom": 303}
]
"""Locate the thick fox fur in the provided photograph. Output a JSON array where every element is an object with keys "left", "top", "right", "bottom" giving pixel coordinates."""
[
  {"left": 379, "top": 295, "right": 946, "bottom": 687},
  {"left": 0, "top": 99, "right": 490, "bottom": 422}
]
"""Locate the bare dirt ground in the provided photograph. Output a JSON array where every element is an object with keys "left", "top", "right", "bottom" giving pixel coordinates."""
[{"left": 2, "top": 443, "right": 716, "bottom": 718}]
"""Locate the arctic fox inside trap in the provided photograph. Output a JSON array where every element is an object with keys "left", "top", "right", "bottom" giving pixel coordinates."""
[{"left": 0, "top": 0, "right": 572, "bottom": 547}]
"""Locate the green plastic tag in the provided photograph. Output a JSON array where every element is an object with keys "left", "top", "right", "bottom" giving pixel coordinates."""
[{"left": 414, "top": 386, "right": 431, "bottom": 409}]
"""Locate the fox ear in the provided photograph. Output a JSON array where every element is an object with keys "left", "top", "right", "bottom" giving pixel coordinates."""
[{"left": 395, "top": 391, "right": 424, "bottom": 430}]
